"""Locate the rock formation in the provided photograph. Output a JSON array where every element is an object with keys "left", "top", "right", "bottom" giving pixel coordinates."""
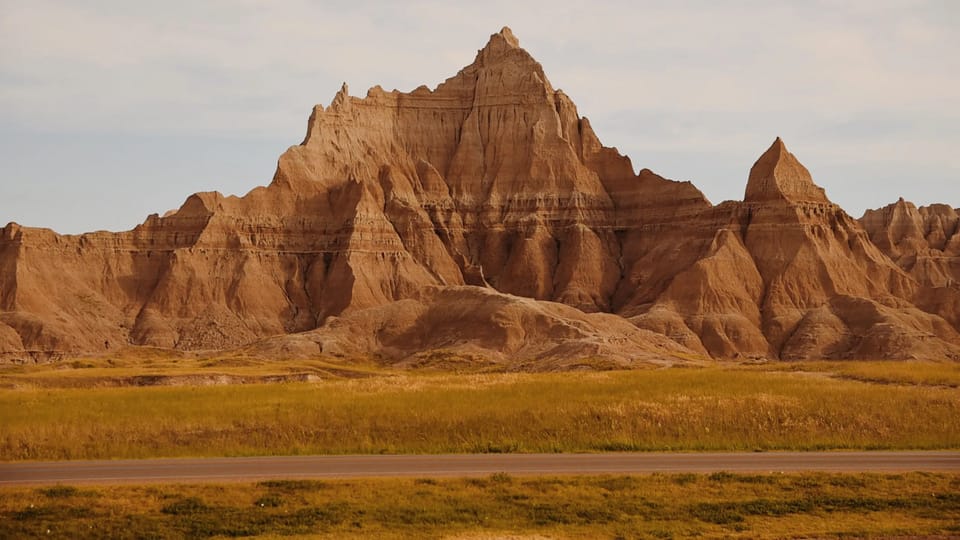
[
  {"left": 1, "top": 27, "right": 958, "bottom": 365},
  {"left": 860, "top": 199, "right": 960, "bottom": 350},
  {"left": 243, "top": 286, "right": 691, "bottom": 371},
  {"left": 861, "top": 199, "right": 960, "bottom": 289}
]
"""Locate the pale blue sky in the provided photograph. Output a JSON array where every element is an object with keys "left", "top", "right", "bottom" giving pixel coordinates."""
[{"left": 2, "top": 0, "right": 957, "bottom": 233}]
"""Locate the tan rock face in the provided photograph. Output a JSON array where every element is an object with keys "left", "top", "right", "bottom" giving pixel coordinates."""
[
  {"left": 244, "top": 285, "right": 692, "bottom": 369},
  {"left": 860, "top": 200, "right": 960, "bottom": 288},
  {"left": 860, "top": 200, "right": 960, "bottom": 339},
  {"left": 1, "top": 27, "right": 958, "bottom": 364},
  {"left": 744, "top": 138, "right": 828, "bottom": 204}
]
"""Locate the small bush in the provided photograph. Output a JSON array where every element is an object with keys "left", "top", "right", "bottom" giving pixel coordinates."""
[
  {"left": 828, "top": 476, "right": 868, "bottom": 488},
  {"left": 254, "top": 495, "right": 283, "bottom": 508},
  {"left": 161, "top": 497, "right": 208, "bottom": 515},
  {"left": 38, "top": 485, "right": 78, "bottom": 498},
  {"left": 528, "top": 503, "right": 575, "bottom": 525},
  {"left": 257, "top": 479, "right": 327, "bottom": 491},
  {"left": 707, "top": 472, "right": 737, "bottom": 483},
  {"left": 282, "top": 504, "right": 348, "bottom": 527},
  {"left": 476, "top": 441, "right": 521, "bottom": 453},
  {"left": 489, "top": 472, "right": 513, "bottom": 484},
  {"left": 414, "top": 478, "right": 438, "bottom": 485},
  {"left": 671, "top": 473, "right": 698, "bottom": 486},
  {"left": 598, "top": 476, "right": 639, "bottom": 492},
  {"left": 14, "top": 504, "right": 90, "bottom": 521},
  {"left": 689, "top": 502, "right": 745, "bottom": 524}
]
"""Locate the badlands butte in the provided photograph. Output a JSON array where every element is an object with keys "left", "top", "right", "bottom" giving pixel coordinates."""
[{"left": 1, "top": 28, "right": 959, "bottom": 367}]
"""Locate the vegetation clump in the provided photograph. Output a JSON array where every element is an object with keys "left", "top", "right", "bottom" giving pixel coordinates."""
[{"left": 1, "top": 473, "right": 958, "bottom": 538}]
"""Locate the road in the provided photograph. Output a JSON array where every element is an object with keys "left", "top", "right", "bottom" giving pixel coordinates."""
[{"left": 2, "top": 452, "right": 958, "bottom": 486}]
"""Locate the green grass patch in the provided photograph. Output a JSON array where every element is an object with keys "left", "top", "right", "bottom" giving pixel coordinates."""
[{"left": 0, "top": 473, "right": 957, "bottom": 539}]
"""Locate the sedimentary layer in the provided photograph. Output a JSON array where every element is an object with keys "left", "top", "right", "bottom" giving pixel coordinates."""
[{"left": 2, "top": 28, "right": 958, "bottom": 364}]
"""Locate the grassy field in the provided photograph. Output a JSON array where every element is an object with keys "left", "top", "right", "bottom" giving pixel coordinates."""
[
  {"left": 2, "top": 360, "right": 959, "bottom": 460},
  {"left": 758, "top": 359, "right": 960, "bottom": 387},
  {"left": 0, "top": 352, "right": 383, "bottom": 388},
  {"left": 2, "top": 472, "right": 958, "bottom": 539}
]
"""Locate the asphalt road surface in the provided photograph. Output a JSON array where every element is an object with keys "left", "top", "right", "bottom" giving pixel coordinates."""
[{"left": 2, "top": 452, "right": 958, "bottom": 486}]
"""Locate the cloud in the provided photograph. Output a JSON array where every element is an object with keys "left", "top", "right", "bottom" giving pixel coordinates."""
[{"left": 0, "top": 0, "right": 957, "bottom": 232}]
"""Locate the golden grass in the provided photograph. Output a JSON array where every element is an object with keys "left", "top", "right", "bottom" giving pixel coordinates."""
[
  {"left": 2, "top": 364, "right": 959, "bottom": 460},
  {"left": 1, "top": 472, "right": 958, "bottom": 538},
  {"left": 754, "top": 359, "right": 960, "bottom": 387},
  {"left": 0, "top": 353, "right": 385, "bottom": 389}
]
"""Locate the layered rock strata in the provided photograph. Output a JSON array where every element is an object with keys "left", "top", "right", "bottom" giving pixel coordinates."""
[{"left": 2, "top": 27, "right": 958, "bottom": 363}]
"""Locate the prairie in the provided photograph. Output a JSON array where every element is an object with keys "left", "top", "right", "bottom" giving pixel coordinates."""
[
  {"left": 2, "top": 358, "right": 958, "bottom": 460},
  {"left": 1, "top": 472, "right": 958, "bottom": 538}
]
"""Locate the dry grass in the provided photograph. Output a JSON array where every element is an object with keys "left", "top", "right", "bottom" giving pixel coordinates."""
[
  {"left": 1, "top": 472, "right": 957, "bottom": 538},
  {"left": 754, "top": 359, "right": 960, "bottom": 387},
  {"left": 2, "top": 363, "right": 959, "bottom": 460},
  {"left": 0, "top": 351, "right": 385, "bottom": 389}
]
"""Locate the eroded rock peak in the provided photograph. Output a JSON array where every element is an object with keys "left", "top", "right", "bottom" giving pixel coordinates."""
[
  {"left": 2, "top": 29, "right": 958, "bottom": 366},
  {"left": 744, "top": 137, "right": 829, "bottom": 205}
]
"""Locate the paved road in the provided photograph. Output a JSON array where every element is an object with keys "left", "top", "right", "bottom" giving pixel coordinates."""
[{"left": 1, "top": 452, "right": 958, "bottom": 486}]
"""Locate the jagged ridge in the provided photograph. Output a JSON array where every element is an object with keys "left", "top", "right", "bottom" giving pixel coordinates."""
[{"left": 1, "top": 27, "right": 958, "bottom": 364}]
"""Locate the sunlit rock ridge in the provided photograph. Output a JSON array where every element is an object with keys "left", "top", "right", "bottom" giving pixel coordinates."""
[{"left": 2, "top": 28, "right": 958, "bottom": 365}]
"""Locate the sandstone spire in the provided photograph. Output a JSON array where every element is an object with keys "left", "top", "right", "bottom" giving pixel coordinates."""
[
  {"left": 744, "top": 137, "right": 828, "bottom": 204},
  {"left": 483, "top": 26, "right": 521, "bottom": 53}
]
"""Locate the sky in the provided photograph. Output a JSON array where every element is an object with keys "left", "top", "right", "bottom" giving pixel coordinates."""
[{"left": 1, "top": 0, "right": 958, "bottom": 234}]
